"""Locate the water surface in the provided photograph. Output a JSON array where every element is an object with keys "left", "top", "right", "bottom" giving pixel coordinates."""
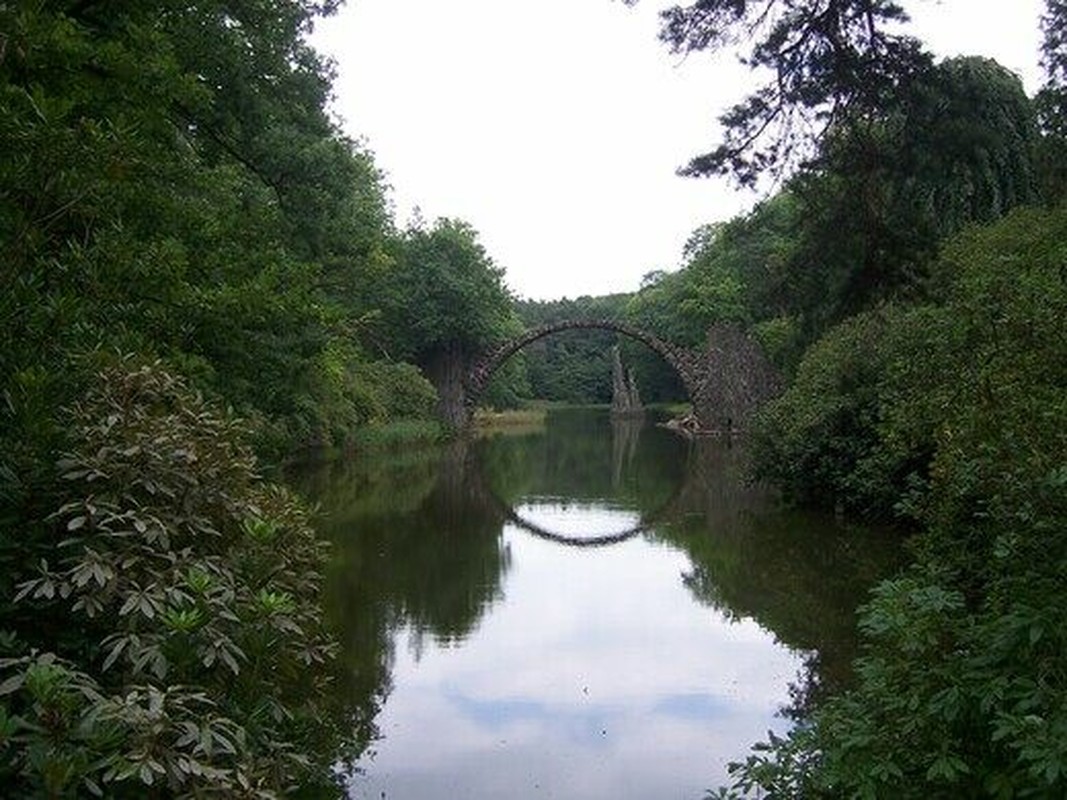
[{"left": 293, "top": 409, "right": 902, "bottom": 799}]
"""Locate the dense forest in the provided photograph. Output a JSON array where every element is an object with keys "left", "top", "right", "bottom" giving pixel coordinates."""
[{"left": 1, "top": 0, "right": 1065, "bottom": 797}]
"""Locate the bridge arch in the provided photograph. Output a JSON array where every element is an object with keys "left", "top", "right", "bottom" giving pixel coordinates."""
[
  {"left": 464, "top": 319, "right": 706, "bottom": 420},
  {"left": 426, "top": 318, "right": 780, "bottom": 432}
]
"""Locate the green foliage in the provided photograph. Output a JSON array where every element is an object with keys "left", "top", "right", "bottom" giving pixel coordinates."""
[
  {"left": 516, "top": 294, "right": 631, "bottom": 404},
  {"left": 1036, "top": 2, "right": 1067, "bottom": 201},
  {"left": 782, "top": 56, "right": 1038, "bottom": 334},
  {"left": 1039, "top": 0, "right": 1067, "bottom": 135},
  {"left": 349, "top": 420, "right": 446, "bottom": 451},
  {"left": 724, "top": 205, "right": 1067, "bottom": 798},
  {"left": 916, "top": 205, "right": 1067, "bottom": 589},
  {"left": 370, "top": 217, "right": 528, "bottom": 412},
  {"left": 626, "top": 194, "right": 802, "bottom": 369},
  {"left": 612, "top": 54, "right": 1037, "bottom": 377},
  {"left": 0, "top": 0, "right": 427, "bottom": 460},
  {"left": 383, "top": 218, "right": 520, "bottom": 363},
  {"left": 753, "top": 306, "right": 942, "bottom": 519},
  {"left": 896, "top": 58, "right": 1038, "bottom": 234},
  {"left": 481, "top": 354, "right": 532, "bottom": 410},
  {"left": 1, "top": 361, "right": 350, "bottom": 797},
  {"left": 295, "top": 438, "right": 511, "bottom": 674},
  {"left": 627, "top": 248, "right": 739, "bottom": 349},
  {"left": 611, "top": 56, "right": 1039, "bottom": 392},
  {"left": 641, "top": 0, "right": 929, "bottom": 185},
  {"left": 513, "top": 291, "right": 690, "bottom": 406},
  {"left": 757, "top": 202, "right": 1067, "bottom": 522},
  {"left": 798, "top": 565, "right": 1067, "bottom": 799}
]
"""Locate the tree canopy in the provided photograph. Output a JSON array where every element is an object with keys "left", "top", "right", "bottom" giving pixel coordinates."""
[
  {"left": 382, "top": 218, "right": 521, "bottom": 365},
  {"left": 2, "top": 0, "right": 1065, "bottom": 795},
  {"left": 633, "top": 0, "right": 931, "bottom": 185}
]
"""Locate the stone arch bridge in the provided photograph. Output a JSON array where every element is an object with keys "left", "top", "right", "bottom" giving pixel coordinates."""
[{"left": 426, "top": 319, "right": 781, "bottom": 433}]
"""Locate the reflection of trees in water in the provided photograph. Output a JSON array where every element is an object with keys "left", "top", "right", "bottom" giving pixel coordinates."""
[
  {"left": 322, "top": 439, "right": 509, "bottom": 644},
  {"left": 286, "top": 451, "right": 445, "bottom": 764},
  {"left": 395, "top": 440, "right": 512, "bottom": 645},
  {"left": 476, "top": 421, "right": 901, "bottom": 718},
  {"left": 289, "top": 411, "right": 687, "bottom": 765},
  {"left": 475, "top": 420, "right": 685, "bottom": 547},
  {"left": 288, "top": 441, "right": 513, "bottom": 759},
  {"left": 653, "top": 439, "right": 905, "bottom": 717}
]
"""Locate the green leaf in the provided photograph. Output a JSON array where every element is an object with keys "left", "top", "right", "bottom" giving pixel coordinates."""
[{"left": 0, "top": 673, "right": 25, "bottom": 696}]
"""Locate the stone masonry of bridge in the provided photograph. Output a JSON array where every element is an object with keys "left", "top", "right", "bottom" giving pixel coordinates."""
[{"left": 427, "top": 319, "right": 781, "bottom": 433}]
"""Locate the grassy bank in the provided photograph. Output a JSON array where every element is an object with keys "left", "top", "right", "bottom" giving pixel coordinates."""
[
  {"left": 282, "top": 419, "right": 447, "bottom": 467},
  {"left": 351, "top": 419, "right": 446, "bottom": 448},
  {"left": 472, "top": 406, "right": 548, "bottom": 432}
]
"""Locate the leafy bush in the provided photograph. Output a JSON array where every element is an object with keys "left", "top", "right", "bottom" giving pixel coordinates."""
[
  {"left": 752, "top": 306, "right": 940, "bottom": 519},
  {"left": 755, "top": 203, "right": 1067, "bottom": 524},
  {"left": 0, "top": 361, "right": 349, "bottom": 798},
  {"left": 347, "top": 360, "right": 438, "bottom": 425}
]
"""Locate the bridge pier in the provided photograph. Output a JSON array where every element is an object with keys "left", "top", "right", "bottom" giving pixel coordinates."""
[
  {"left": 678, "top": 323, "right": 782, "bottom": 433},
  {"left": 696, "top": 322, "right": 782, "bottom": 433},
  {"left": 424, "top": 344, "right": 472, "bottom": 431}
]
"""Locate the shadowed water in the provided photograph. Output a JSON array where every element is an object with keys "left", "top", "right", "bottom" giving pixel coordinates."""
[{"left": 291, "top": 408, "right": 902, "bottom": 799}]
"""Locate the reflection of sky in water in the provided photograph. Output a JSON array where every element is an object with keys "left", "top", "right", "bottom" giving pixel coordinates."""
[{"left": 346, "top": 501, "right": 802, "bottom": 800}]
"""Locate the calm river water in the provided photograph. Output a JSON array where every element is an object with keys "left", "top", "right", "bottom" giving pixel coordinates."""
[{"left": 292, "top": 408, "right": 902, "bottom": 799}]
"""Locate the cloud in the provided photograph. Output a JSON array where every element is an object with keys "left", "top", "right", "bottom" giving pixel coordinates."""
[{"left": 313, "top": 0, "right": 1042, "bottom": 300}]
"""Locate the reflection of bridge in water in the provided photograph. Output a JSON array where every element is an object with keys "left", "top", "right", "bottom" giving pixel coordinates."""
[
  {"left": 495, "top": 503, "right": 652, "bottom": 548},
  {"left": 446, "top": 420, "right": 772, "bottom": 548}
]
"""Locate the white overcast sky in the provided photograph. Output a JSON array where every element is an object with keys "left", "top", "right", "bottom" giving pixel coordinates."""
[{"left": 311, "top": 1, "right": 1044, "bottom": 301}]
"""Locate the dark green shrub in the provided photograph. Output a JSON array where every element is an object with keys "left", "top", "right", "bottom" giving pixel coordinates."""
[
  {"left": 1, "top": 361, "right": 347, "bottom": 798},
  {"left": 347, "top": 360, "right": 438, "bottom": 425},
  {"left": 752, "top": 306, "right": 941, "bottom": 520}
]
